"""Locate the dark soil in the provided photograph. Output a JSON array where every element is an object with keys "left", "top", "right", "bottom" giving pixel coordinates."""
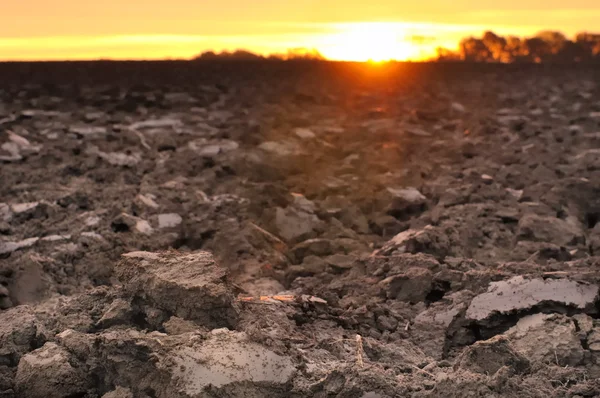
[{"left": 1, "top": 61, "right": 600, "bottom": 397}]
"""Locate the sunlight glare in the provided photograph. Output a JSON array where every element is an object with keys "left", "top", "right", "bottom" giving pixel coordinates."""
[{"left": 318, "top": 22, "right": 423, "bottom": 62}]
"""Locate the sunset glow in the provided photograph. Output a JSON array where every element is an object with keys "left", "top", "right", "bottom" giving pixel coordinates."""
[
  {"left": 317, "top": 23, "right": 424, "bottom": 61},
  {"left": 1, "top": 1, "right": 599, "bottom": 61}
]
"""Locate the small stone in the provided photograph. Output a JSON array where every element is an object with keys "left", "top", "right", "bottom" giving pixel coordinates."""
[
  {"left": 188, "top": 139, "right": 239, "bottom": 157},
  {"left": 379, "top": 267, "right": 433, "bottom": 302},
  {"left": 291, "top": 193, "right": 317, "bottom": 213},
  {"left": 96, "top": 299, "right": 133, "bottom": 328},
  {"left": 295, "top": 128, "right": 316, "bottom": 139},
  {"left": 11, "top": 201, "right": 40, "bottom": 214},
  {"left": 384, "top": 187, "right": 427, "bottom": 219},
  {"left": 80, "top": 231, "right": 106, "bottom": 241},
  {"left": 85, "top": 216, "right": 101, "bottom": 226},
  {"left": 481, "top": 174, "right": 494, "bottom": 184},
  {"left": 373, "top": 227, "right": 431, "bottom": 256},
  {"left": 163, "top": 316, "right": 202, "bottom": 335},
  {"left": 137, "top": 194, "right": 159, "bottom": 209},
  {"left": 285, "top": 265, "right": 316, "bottom": 284},
  {"left": 274, "top": 206, "right": 322, "bottom": 243},
  {"left": 258, "top": 141, "right": 300, "bottom": 156},
  {"left": 506, "top": 189, "right": 525, "bottom": 202},
  {"left": 87, "top": 146, "right": 141, "bottom": 167},
  {"left": 301, "top": 255, "right": 328, "bottom": 274},
  {"left": 55, "top": 329, "right": 93, "bottom": 358},
  {"left": 0, "top": 237, "right": 40, "bottom": 255},
  {"left": 587, "top": 329, "right": 600, "bottom": 351},
  {"left": 69, "top": 126, "right": 108, "bottom": 136},
  {"left": 84, "top": 111, "right": 106, "bottom": 122},
  {"left": 0, "top": 284, "right": 12, "bottom": 309},
  {"left": 324, "top": 254, "right": 356, "bottom": 272},
  {"left": 135, "top": 219, "right": 153, "bottom": 235},
  {"left": 573, "top": 314, "right": 594, "bottom": 335},
  {"left": 451, "top": 102, "right": 466, "bottom": 113},
  {"left": 158, "top": 213, "right": 182, "bottom": 229},
  {"left": 289, "top": 239, "right": 333, "bottom": 263},
  {"left": 376, "top": 315, "right": 398, "bottom": 331},
  {"left": 102, "top": 386, "right": 134, "bottom": 398},
  {"left": 405, "top": 126, "right": 431, "bottom": 137},
  {"left": 40, "top": 234, "right": 71, "bottom": 242},
  {"left": 111, "top": 213, "right": 153, "bottom": 235},
  {"left": 0, "top": 203, "right": 11, "bottom": 222},
  {"left": 129, "top": 118, "right": 182, "bottom": 130}
]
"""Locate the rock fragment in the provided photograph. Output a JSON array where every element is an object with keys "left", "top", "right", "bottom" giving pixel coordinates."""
[
  {"left": 10, "top": 202, "right": 40, "bottom": 214},
  {"left": 295, "top": 127, "right": 316, "bottom": 139},
  {"left": 289, "top": 238, "right": 333, "bottom": 263},
  {"left": 379, "top": 267, "right": 433, "bottom": 302},
  {"left": 0, "top": 284, "right": 11, "bottom": 309},
  {"left": 384, "top": 187, "right": 427, "bottom": 219},
  {"left": 451, "top": 102, "right": 466, "bottom": 113},
  {"left": 188, "top": 139, "right": 239, "bottom": 157},
  {"left": 111, "top": 213, "right": 153, "bottom": 235},
  {"left": 373, "top": 226, "right": 447, "bottom": 257},
  {"left": 0, "top": 203, "right": 11, "bottom": 222},
  {"left": 55, "top": 329, "right": 94, "bottom": 359},
  {"left": 258, "top": 141, "right": 300, "bottom": 156},
  {"left": 69, "top": 126, "right": 108, "bottom": 137},
  {"left": 129, "top": 118, "right": 182, "bottom": 130},
  {"left": 274, "top": 207, "right": 322, "bottom": 243},
  {"left": 136, "top": 194, "right": 159, "bottom": 209},
  {"left": 102, "top": 386, "right": 134, "bottom": 398},
  {"left": 96, "top": 299, "right": 133, "bottom": 328},
  {"left": 324, "top": 254, "right": 356, "bottom": 272},
  {"left": 157, "top": 213, "right": 182, "bottom": 229},
  {"left": 87, "top": 146, "right": 141, "bottom": 167},
  {"left": 0, "top": 237, "right": 39, "bottom": 255},
  {"left": 587, "top": 328, "right": 600, "bottom": 352},
  {"left": 0, "top": 131, "right": 42, "bottom": 162}
]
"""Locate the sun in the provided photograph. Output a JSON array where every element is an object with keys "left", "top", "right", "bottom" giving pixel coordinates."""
[{"left": 318, "top": 22, "right": 422, "bottom": 62}]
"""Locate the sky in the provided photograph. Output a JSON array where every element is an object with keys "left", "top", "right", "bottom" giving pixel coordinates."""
[{"left": 1, "top": 1, "right": 600, "bottom": 61}]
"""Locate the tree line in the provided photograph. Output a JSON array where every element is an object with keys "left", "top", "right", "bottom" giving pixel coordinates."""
[
  {"left": 192, "top": 30, "right": 600, "bottom": 63},
  {"left": 193, "top": 48, "right": 324, "bottom": 61},
  {"left": 437, "top": 31, "right": 600, "bottom": 63}
]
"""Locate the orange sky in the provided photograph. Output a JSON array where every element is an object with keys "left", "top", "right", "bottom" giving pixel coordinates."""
[{"left": 2, "top": 1, "right": 600, "bottom": 61}]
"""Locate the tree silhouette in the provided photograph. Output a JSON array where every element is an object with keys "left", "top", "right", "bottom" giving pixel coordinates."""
[
  {"left": 437, "top": 30, "right": 600, "bottom": 63},
  {"left": 193, "top": 48, "right": 324, "bottom": 61}
]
